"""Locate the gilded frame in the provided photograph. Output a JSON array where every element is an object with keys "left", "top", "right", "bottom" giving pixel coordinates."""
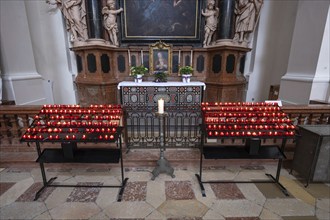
[
  {"left": 120, "top": 0, "right": 202, "bottom": 44},
  {"left": 149, "top": 41, "right": 172, "bottom": 73}
]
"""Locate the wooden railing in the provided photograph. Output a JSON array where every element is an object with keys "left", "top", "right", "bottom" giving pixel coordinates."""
[{"left": 0, "top": 104, "right": 329, "bottom": 163}]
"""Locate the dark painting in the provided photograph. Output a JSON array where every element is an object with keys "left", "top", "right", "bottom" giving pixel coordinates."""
[{"left": 120, "top": 0, "right": 202, "bottom": 44}]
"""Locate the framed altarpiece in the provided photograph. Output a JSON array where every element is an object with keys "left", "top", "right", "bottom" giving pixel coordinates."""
[{"left": 119, "top": 0, "right": 203, "bottom": 44}]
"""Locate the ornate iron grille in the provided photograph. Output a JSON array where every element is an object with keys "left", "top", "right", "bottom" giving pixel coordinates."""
[{"left": 124, "top": 106, "right": 202, "bottom": 149}]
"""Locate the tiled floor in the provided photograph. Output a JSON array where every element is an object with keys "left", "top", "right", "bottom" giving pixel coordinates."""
[{"left": 0, "top": 162, "right": 329, "bottom": 219}]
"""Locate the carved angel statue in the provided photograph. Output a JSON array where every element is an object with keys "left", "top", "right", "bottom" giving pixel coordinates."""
[
  {"left": 46, "top": 0, "right": 88, "bottom": 42},
  {"left": 102, "top": 0, "right": 123, "bottom": 46},
  {"left": 202, "top": 0, "right": 219, "bottom": 47},
  {"left": 234, "top": 0, "right": 263, "bottom": 43}
]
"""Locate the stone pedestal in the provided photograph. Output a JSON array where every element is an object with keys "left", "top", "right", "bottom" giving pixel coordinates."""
[
  {"left": 204, "top": 44, "right": 251, "bottom": 102},
  {"left": 71, "top": 44, "right": 128, "bottom": 105}
]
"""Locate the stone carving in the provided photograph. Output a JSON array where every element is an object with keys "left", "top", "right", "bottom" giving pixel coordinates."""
[
  {"left": 47, "top": 0, "right": 88, "bottom": 42},
  {"left": 234, "top": 0, "right": 263, "bottom": 43},
  {"left": 202, "top": 0, "right": 219, "bottom": 47},
  {"left": 102, "top": 0, "right": 123, "bottom": 46}
]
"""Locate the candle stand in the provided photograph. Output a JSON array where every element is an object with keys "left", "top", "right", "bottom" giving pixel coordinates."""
[
  {"left": 151, "top": 112, "right": 175, "bottom": 180},
  {"left": 20, "top": 104, "right": 128, "bottom": 201},
  {"left": 196, "top": 102, "right": 296, "bottom": 197}
]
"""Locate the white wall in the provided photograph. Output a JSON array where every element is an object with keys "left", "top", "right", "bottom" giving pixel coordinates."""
[
  {"left": 25, "top": 0, "right": 77, "bottom": 104},
  {"left": 0, "top": 1, "right": 46, "bottom": 105},
  {"left": 310, "top": 7, "right": 330, "bottom": 103},
  {"left": 245, "top": 0, "right": 298, "bottom": 102},
  {"left": 279, "top": 1, "right": 330, "bottom": 104},
  {"left": 0, "top": 0, "right": 77, "bottom": 105}
]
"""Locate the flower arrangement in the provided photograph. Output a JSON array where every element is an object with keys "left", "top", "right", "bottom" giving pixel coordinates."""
[
  {"left": 179, "top": 66, "right": 193, "bottom": 76},
  {"left": 130, "top": 65, "right": 148, "bottom": 77},
  {"left": 154, "top": 71, "right": 168, "bottom": 82}
]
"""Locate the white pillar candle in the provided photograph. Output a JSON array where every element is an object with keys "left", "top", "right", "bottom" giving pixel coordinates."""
[
  {"left": 178, "top": 50, "right": 181, "bottom": 65},
  {"left": 190, "top": 50, "right": 193, "bottom": 65},
  {"left": 141, "top": 50, "right": 144, "bottom": 65},
  {"left": 158, "top": 98, "right": 164, "bottom": 114},
  {"left": 128, "top": 49, "right": 131, "bottom": 66}
]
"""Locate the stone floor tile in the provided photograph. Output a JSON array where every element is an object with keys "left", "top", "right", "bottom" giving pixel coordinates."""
[
  {"left": 210, "top": 183, "right": 245, "bottom": 200},
  {"left": 202, "top": 170, "right": 238, "bottom": 181},
  {"left": 255, "top": 183, "right": 292, "bottom": 199},
  {"left": 126, "top": 169, "right": 154, "bottom": 181},
  {"left": 86, "top": 167, "right": 110, "bottom": 172},
  {"left": 167, "top": 218, "right": 203, "bottom": 220},
  {"left": 74, "top": 174, "right": 116, "bottom": 183},
  {"left": 279, "top": 176, "right": 316, "bottom": 206},
  {"left": 0, "top": 164, "right": 328, "bottom": 220},
  {"left": 212, "top": 199, "right": 263, "bottom": 218},
  {"left": 49, "top": 202, "right": 101, "bottom": 220},
  {"left": 259, "top": 208, "right": 282, "bottom": 220},
  {"left": 0, "top": 202, "right": 47, "bottom": 220},
  {"left": 44, "top": 186, "right": 74, "bottom": 210},
  {"left": 235, "top": 170, "right": 270, "bottom": 182},
  {"left": 240, "top": 165, "right": 265, "bottom": 170},
  {"left": 225, "top": 218, "right": 260, "bottom": 220},
  {"left": 300, "top": 183, "right": 330, "bottom": 199},
  {"left": 122, "top": 181, "right": 147, "bottom": 201},
  {"left": 102, "top": 175, "right": 122, "bottom": 185},
  {"left": 236, "top": 183, "right": 266, "bottom": 206},
  {"left": 103, "top": 201, "right": 154, "bottom": 218},
  {"left": 66, "top": 182, "right": 103, "bottom": 202},
  {"left": 264, "top": 198, "right": 315, "bottom": 217},
  {"left": 16, "top": 182, "right": 56, "bottom": 202},
  {"left": 168, "top": 169, "right": 195, "bottom": 181},
  {"left": 202, "top": 208, "right": 225, "bottom": 220},
  {"left": 192, "top": 180, "right": 217, "bottom": 208},
  {"left": 0, "top": 177, "right": 34, "bottom": 208},
  {"left": 165, "top": 181, "right": 195, "bottom": 200},
  {"left": 145, "top": 209, "right": 166, "bottom": 220},
  {"left": 0, "top": 169, "right": 31, "bottom": 182},
  {"left": 96, "top": 187, "right": 120, "bottom": 209},
  {"left": 49, "top": 174, "right": 77, "bottom": 184},
  {"left": 316, "top": 198, "right": 330, "bottom": 212},
  {"left": 0, "top": 182, "right": 15, "bottom": 196},
  {"left": 157, "top": 200, "right": 208, "bottom": 218},
  {"left": 146, "top": 180, "right": 166, "bottom": 209},
  {"left": 89, "top": 211, "right": 110, "bottom": 220},
  {"left": 46, "top": 167, "right": 73, "bottom": 172},
  {"left": 282, "top": 216, "right": 318, "bottom": 220},
  {"left": 316, "top": 208, "right": 330, "bottom": 220},
  {"left": 34, "top": 210, "right": 52, "bottom": 220}
]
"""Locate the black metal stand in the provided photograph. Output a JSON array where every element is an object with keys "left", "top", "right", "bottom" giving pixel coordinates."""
[
  {"left": 151, "top": 112, "right": 175, "bottom": 180},
  {"left": 196, "top": 134, "right": 290, "bottom": 197},
  {"left": 34, "top": 132, "right": 128, "bottom": 202}
]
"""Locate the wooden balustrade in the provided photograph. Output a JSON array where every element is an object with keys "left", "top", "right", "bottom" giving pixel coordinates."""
[{"left": 0, "top": 104, "right": 329, "bottom": 165}]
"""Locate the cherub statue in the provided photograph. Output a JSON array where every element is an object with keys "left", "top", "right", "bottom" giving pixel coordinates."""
[
  {"left": 47, "top": 0, "right": 88, "bottom": 42},
  {"left": 202, "top": 0, "right": 219, "bottom": 47},
  {"left": 234, "top": 0, "right": 263, "bottom": 43},
  {"left": 102, "top": 0, "right": 123, "bottom": 46}
]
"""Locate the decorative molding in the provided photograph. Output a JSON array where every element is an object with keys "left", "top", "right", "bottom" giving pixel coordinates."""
[
  {"left": 2, "top": 73, "right": 42, "bottom": 81},
  {"left": 281, "top": 74, "right": 315, "bottom": 83}
]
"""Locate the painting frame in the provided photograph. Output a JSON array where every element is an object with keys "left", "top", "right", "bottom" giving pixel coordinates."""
[
  {"left": 119, "top": 0, "right": 202, "bottom": 44},
  {"left": 149, "top": 41, "right": 172, "bottom": 74}
]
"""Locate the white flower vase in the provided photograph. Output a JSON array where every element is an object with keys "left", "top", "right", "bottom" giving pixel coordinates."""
[
  {"left": 182, "top": 74, "right": 191, "bottom": 83},
  {"left": 134, "top": 74, "right": 143, "bottom": 83}
]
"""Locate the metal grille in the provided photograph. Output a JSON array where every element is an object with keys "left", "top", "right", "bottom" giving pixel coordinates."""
[{"left": 124, "top": 107, "right": 202, "bottom": 149}]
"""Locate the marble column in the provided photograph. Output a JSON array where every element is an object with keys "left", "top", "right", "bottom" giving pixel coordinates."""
[
  {"left": 85, "top": 0, "right": 103, "bottom": 39},
  {"left": 217, "top": 0, "right": 235, "bottom": 40},
  {"left": 279, "top": 1, "right": 329, "bottom": 104},
  {"left": 0, "top": 1, "right": 46, "bottom": 105}
]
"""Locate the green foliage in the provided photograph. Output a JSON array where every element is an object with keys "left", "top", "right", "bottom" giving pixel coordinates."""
[
  {"left": 179, "top": 66, "right": 193, "bottom": 75},
  {"left": 154, "top": 71, "right": 168, "bottom": 82},
  {"left": 130, "top": 65, "right": 148, "bottom": 77}
]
